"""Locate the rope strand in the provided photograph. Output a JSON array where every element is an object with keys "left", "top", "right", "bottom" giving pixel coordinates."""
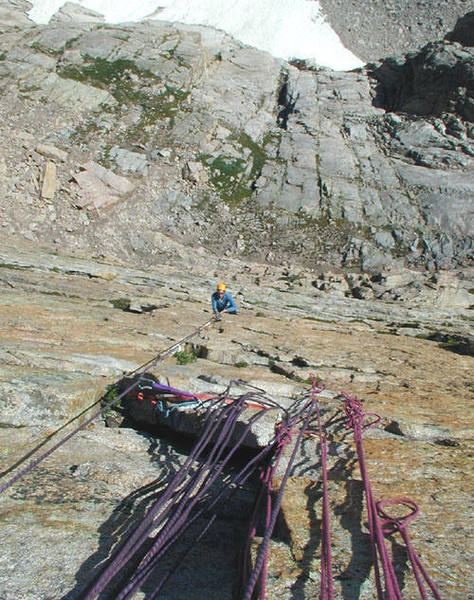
[{"left": 0, "top": 316, "right": 219, "bottom": 497}]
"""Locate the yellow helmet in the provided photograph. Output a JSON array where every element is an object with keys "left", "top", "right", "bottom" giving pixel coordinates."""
[{"left": 217, "top": 282, "right": 226, "bottom": 291}]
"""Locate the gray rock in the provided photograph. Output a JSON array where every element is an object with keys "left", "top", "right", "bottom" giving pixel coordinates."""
[
  {"left": 39, "top": 72, "right": 116, "bottom": 110},
  {"left": 50, "top": 1, "right": 105, "bottom": 23},
  {"left": 182, "top": 160, "right": 207, "bottom": 184},
  {"left": 0, "top": 21, "right": 472, "bottom": 270},
  {"left": 0, "top": 0, "right": 33, "bottom": 26},
  {"left": 370, "top": 40, "right": 474, "bottom": 122},
  {"left": 0, "top": 6, "right": 472, "bottom": 599},
  {"left": 446, "top": 10, "right": 474, "bottom": 47},
  {"left": 384, "top": 419, "right": 452, "bottom": 441},
  {"left": 109, "top": 146, "right": 150, "bottom": 176}
]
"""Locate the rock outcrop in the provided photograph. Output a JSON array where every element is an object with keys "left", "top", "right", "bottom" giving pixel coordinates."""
[
  {"left": 0, "top": 238, "right": 472, "bottom": 599},
  {"left": 446, "top": 9, "right": 474, "bottom": 47},
  {"left": 370, "top": 28, "right": 474, "bottom": 122},
  {"left": 0, "top": 17, "right": 472, "bottom": 272},
  {"left": 318, "top": 0, "right": 472, "bottom": 62},
  {"left": 0, "top": 0, "right": 32, "bottom": 26},
  {"left": 0, "top": 3, "right": 472, "bottom": 599}
]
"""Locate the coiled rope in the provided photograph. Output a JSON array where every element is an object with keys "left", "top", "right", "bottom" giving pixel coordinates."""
[
  {"left": 84, "top": 385, "right": 282, "bottom": 599},
  {"left": 377, "top": 499, "right": 443, "bottom": 600},
  {"left": 342, "top": 392, "right": 443, "bottom": 600}
]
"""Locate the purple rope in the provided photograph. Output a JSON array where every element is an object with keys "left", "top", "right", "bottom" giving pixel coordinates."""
[
  {"left": 241, "top": 403, "right": 304, "bottom": 600},
  {"left": 148, "top": 428, "right": 278, "bottom": 593},
  {"left": 85, "top": 392, "right": 279, "bottom": 600},
  {"left": 115, "top": 395, "right": 273, "bottom": 600},
  {"left": 311, "top": 378, "right": 334, "bottom": 600},
  {"left": 343, "top": 393, "right": 444, "bottom": 600},
  {"left": 242, "top": 445, "right": 277, "bottom": 600},
  {"left": 123, "top": 391, "right": 280, "bottom": 598},
  {"left": 377, "top": 499, "right": 444, "bottom": 600},
  {"left": 84, "top": 395, "right": 241, "bottom": 599},
  {"left": 150, "top": 381, "right": 198, "bottom": 398},
  {"left": 343, "top": 392, "right": 403, "bottom": 600},
  {"left": 118, "top": 399, "right": 277, "bottom": 599},
  {"left": 147, "top": 514, "right": 218, "bottom": 600},
  {"left": 242, "top": 397, "right": 316, "bottom": 600},
  {"left": 260, "top": 464, "right": 273, "bottom": 600},
  {"left": 147, "top": 422, "right": 279, "bottom": 600}
]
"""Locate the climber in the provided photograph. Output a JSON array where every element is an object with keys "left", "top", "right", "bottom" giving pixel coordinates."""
[{"left": 211, "top": 282, "right": 237, "bottom": 316}]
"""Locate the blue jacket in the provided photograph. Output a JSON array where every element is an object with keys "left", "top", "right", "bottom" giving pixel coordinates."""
[{"left": 211, "top": 291, "right": 237, "bottom": 314}]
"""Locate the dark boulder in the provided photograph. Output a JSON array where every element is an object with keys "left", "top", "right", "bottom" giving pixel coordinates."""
[
  {"left": 446, "top": 10, "right": 474, "bottom": 46},
  {"left": 370, "top": 13, "right": 474, "bottom": 123},
  {"left": 370, "top": 40, "right": 474, "bottom": 122}
]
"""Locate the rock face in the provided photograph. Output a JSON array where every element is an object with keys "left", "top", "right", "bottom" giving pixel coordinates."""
[
  {"left": 446, "top": 9, "right": 474, "bottom": 46},
  {"left": 0, "top": 239, "right": 473, "bottom": 599},
  {"left": 0, "top": 3, "right": 473, "bottom": 600},
  {"left": 0, "top": 0, "right": 33, "bottom": 26},
  {"left": 370, "top": 35, "right": 474, "bottom": 122},
  {"left": 318, "top": 0, "right": 472, "bottom": 62},
  {"left": 0, "top": 17, "right": 472, "bottom": 272},
  {"left": 51, "top": 2, "right": 106, "bottom": 23}
]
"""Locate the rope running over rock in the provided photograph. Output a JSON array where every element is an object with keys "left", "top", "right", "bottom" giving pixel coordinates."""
[{"left": 0, "top": 315, "right": 219, "bottom": 497}]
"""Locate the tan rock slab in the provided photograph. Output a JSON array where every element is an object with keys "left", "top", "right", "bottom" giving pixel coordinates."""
[
  {"left": 36, "top": 143, "right": 68, "bottom": 162},
  {"left": 41, "top": 161, "right": 58, "bottom": 199},
  {"left": 73, "top": 161, "right": 134, "bottom": 210}
]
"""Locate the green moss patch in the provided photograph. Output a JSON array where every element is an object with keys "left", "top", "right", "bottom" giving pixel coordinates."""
[
  {"left": 110, "top": 298, "right": 131, "bottom": 311},
  {"left": 59, "top": 55, "right": 191, "bottom": 144},
  {"left": 197, "top": 130, "right": 277, "bottom": 205},
  {"left": 174, "top": 349, "right": 198, "bottom": 365},
  {"left": 417, "top": 331, "right": 473, "bottom": 356}
]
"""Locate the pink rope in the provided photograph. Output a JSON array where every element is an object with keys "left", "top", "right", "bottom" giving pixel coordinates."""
[
  {"left": 257, "top": 424, "right": 294, "bottom": 600},
  {"left": 377, "top": 499, "right": 443, "bottom": 600},
  {"left": 343, "top": 392, "right": 444, "bottom": 600},
  {"left": 242, "top": 401, "right": 314, "bottom": 600},
  {"left": 260, "top": 459, "right": 274, "bottom": 600},
  {"left": 310, "top": 377, "right": 334, "bottom": 600},
  {"left": 243, "top": 379, "right": 336, "bottom": 600},
  {"left": 343, "top": 392, "right": 403, "bottom": 600}
]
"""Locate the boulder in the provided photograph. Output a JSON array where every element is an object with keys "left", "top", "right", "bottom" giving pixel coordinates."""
[
  {"left": 40, "top": 161, "right": 58, "bottom": 200},
  {"left": 73, "top": 161, "right": 134, "bottom": 210},
  {"left": 109, "top": 146, "right": 149, "bottom": 176},
  {"left": 370, "top": 40, "right": 474, "bottom": 122},
  {"left": 36, "top": 143, "right": 68, "bottom": 162},
  {"left": 50, "top": 1, "right": 105, "bottom": 23},
  {"left": 182, "top": 160, "right": 208, "bottom": 184},
  {"left": 445, "top": 10, "right": 474, "bottom": 47}
]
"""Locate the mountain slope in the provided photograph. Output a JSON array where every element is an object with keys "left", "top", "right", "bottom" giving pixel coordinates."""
[
  {"left": 0, "top": 18, "right": 472, "bottom": 273},
  {"left": 0, "top": 5, "right": 473, "bottom": 599}
]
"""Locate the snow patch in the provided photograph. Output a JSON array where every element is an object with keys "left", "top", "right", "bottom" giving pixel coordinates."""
[{"left": 28, "top": 0, "right": 365, "bottom": 71}]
